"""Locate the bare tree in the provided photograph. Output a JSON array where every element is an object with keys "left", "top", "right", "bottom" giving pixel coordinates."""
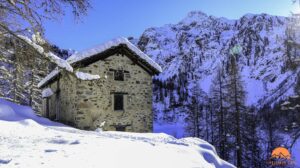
[
  {"left": 0, "top": 0, "right": 90, "bottom": 33},
  {"left": 0, "top": 0, "right": 91, "bottom": 72}
]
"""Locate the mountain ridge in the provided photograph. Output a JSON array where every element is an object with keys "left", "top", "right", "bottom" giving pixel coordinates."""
[{"left": 133, "top": 11, "right": 295, "bottom": 107}]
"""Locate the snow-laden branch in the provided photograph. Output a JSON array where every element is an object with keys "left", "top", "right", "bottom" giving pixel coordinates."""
[
  {"left": 19, "top": 34, "right": 102, "bottom": 84},
  {"left": 17, "top": 35, "right": 73, "bottom": 72},
  {"left": 0, "top": 23, "right": 101, "bottom": 86},
  {"left": 18, "top": 33, "right": 102, "bottom": 82},
  {"left": 8, "top": 0, "right": 16, "bottom": 5},
  {"left": 0, "top": 23, "right": 72, "bottom": 72}
]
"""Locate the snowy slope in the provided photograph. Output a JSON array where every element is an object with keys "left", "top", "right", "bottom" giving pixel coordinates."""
[
  {"left": 0, "top": 99, "right": 235, "bottom": 168},
  {"left": 292, "top": 140, "right": 300, "bottom": 167},
  {"left": 131, "top": 11, "right": 300, "bottom": 136}
]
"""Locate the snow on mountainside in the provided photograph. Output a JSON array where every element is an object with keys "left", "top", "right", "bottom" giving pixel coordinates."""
[
  {"left": 136, "top": 11, "right": 294, "bottom": 106},
  {"left": 0, "top": 98, "right": 235, "bottom": 168},
  {"left": 129, "top": 11, "right": 300, "bottom": 138}
]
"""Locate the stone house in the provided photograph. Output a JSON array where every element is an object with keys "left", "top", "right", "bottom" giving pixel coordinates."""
[{"left": 38, "top": 38, "right": 162, "bottom": 132}]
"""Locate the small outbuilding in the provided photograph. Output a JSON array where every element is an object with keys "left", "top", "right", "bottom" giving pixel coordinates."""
[{"left": 38, "top": 38, "right": 162, "bottom": 132}]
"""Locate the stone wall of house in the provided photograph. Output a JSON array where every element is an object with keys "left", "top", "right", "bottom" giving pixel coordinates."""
[
  {"left": 44, "top": 53, "right": 153, "bottom": 132},
  {"left": 59, "top": 72, "right": 78, "bottom": 126}
]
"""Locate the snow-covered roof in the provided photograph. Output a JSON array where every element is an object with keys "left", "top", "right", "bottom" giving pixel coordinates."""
[
  {"left": 67, "top": 37, "right": 162, "bottom": 72},
  {"left": 38, "top": 68, "right": 60, "bottom": 88},
  {"left": 38, "top": 37, "right": 162, "bottom": 88}
]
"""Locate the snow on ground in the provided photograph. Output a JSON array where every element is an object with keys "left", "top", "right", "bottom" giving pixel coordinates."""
[
  {"left": 199, "top": 75, "right": 213, "bottom": 94},
  {"left": 154, "top": 122, "right": 186, "bottom": 139},
  {"left": 243, "top": 77, "right": 265, "bottom": 106},
  {"left": 0, "top": 99, "right": 235, "bottom": 168},
  {"left": 292, "top": 140, "right": 300, "bottom": 168}
]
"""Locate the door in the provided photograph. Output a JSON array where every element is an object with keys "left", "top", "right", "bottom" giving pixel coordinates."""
[{"left": 46, "top": 98, "right": 49, "bottom": 118}]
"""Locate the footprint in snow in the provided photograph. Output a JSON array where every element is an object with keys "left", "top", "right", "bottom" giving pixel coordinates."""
[
  {"left": 48, "top": 139, "right": 69, "bottom": 144},
  {"left": 44, "top": 149, "right": 57, "bottom": 153},
  {"left": 0, "top": 159, "right": 11, "bottom": 164},
  {"left": 70, "top": 140, "right": 80, "bottom": 145}
]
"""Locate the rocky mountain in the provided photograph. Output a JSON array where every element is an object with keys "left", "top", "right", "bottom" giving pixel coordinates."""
[{"left": 132, "top": 11, "right": 300, "bottom": 137}]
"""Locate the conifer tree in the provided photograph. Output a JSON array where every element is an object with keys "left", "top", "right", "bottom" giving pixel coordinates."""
[
  {"left": 226, "top": 45, "right": 246, "bottom": 168},
  {"left": 186, "top": 82, "right": 205, "bottom": 138},
  {"left": 209, "top": 64, "right": 229, "bottom": 160}
]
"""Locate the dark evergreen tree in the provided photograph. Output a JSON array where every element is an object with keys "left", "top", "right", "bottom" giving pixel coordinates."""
[
  {"left": 225, "top": 47, "right": 246, "bottom": 168},
  {"left": 185, "top": 82, "right": 206, "bottom": 138},
  {"left": 209, "top": 64, "right": 230, "bottom": 160},
  {"left": 242, "top": 107, "right": 262, "bottom": 167}
]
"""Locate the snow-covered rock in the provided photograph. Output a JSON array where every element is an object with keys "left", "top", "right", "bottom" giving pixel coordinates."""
[{"left": 0, "top": 98, "right": 235, "bottom": 168}]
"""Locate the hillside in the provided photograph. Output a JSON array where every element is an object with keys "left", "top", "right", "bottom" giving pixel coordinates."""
[
  {"left": 132, "top": 11, "right": 300, "bottom": 137},
  {"left": 138, "top": 11, "right": 293, "bottom": 104},
  {"left": 0, "top": 98, "right": 234, "bottom": 168}
]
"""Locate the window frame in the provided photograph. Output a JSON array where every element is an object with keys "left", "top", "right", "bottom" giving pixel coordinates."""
[
  {"left": 114, "top": 70, "right": 124, "bottom": 81},
  {"left": 114, "top": 93, "right": 124, "bottom": 111}
]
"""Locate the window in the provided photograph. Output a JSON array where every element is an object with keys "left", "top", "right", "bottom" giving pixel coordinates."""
[
  {"left": 114, "top": 94, "right": 124, "bottom": 111},
  {"left": 114, "top": 70, "right": 124, "bottom": 81},
  {"left": 115, "top": 126, "right": 126, "bottom": 132}
]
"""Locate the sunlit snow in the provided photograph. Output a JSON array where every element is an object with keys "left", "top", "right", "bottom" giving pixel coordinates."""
[{"left": 0, "top": 99, "right": 235, "bottom": 168}]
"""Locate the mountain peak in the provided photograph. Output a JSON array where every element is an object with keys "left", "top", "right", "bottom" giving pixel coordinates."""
[
  {"left": 180, "top": 11, "right": 209, "bottom": 24},
  {"left": 187, "top": 11, "right": 208, "bottom": 18}
]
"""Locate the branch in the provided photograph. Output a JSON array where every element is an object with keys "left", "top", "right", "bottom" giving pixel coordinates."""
[{"left": 0, "top": 22, "right": 73, "bottom": 72}]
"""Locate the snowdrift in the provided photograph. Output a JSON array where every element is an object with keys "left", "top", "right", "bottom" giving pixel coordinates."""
[{"left": 0, "top": 99, "right": 235, "bottom": 168}]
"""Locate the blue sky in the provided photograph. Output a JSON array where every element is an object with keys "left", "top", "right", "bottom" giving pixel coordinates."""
[{"left": 44, "top": 0, "right": 298, "bottom": 51}]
